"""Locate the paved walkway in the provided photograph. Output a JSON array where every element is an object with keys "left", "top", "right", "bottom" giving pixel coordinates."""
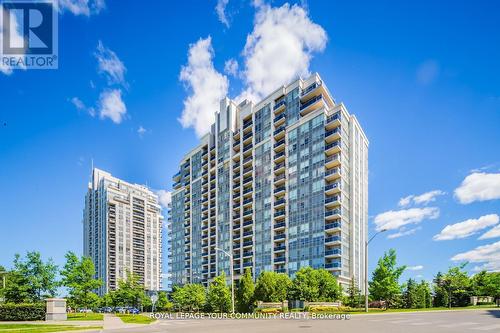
[{"left": 103, "top": 314, "right": 153, "bottom": 331}]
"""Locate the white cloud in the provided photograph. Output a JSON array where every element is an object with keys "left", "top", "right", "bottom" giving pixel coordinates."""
[
  {"left": 0, "top": 5, "right": 25, "bottom": 75},
  {"left": 451, "top": 241, "right": 500, "bottom": 272},
  {"left": 387, "top": 226, "right": 421, "bottom": 239},
  {"left": 137, "top": 126, "right": 147, "bottom": 137},
  {"left": 215, "top": 0, "right": 230, "bottom": 27},
  {"left": 455, "top": 172, "right": 500, "bottom": 204},
  {"left": 374, "top": 207, "right": 440, "bottom": 231},
  {"left": 479, "top": 224, "right": 500, "bottom": 240},
  {"left": 433, "top": 214, "right": 499, "bottom": 241},
  {"left": 95, "top": 41, "right": 127, "bottom": 87},
  {"left": 398, "top": 195, "right": 413, "bottom": 207},
  {"left": 58, "top": 0, "right": 105, "bottom": 16},
  {"left": 398, "top": 190, "right": 445, "bottom": 207},
  {"left": 238, "top": 3, "right": 327, "bottom": 102},
  {"left": 416, "top": 60, "right": 439, "bottom": 85},
  {"left": 407, "top": 265, "right": 424, "bottom": 271},
  {"left": 157, "top": 190, "right": 171, "bottom": 208},
  {"left": 71, "top": 97, "right": 96, "bottom": 116},
  {"left": 224, "top": 58, "right": 239, "bottom": 76},
  {"left": 179, "top": 36, "right": 228, "bottom": 137},
  {"left": 98, "top": 89, "right": 126, "bottom": 124}
]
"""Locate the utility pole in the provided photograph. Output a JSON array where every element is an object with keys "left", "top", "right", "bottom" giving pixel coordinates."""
[
  {"left": 215, "top": 247, "right": 235, "bottom": 313},
  {"left": 365, "top": 229, "right": 387, "bottom": 312}
]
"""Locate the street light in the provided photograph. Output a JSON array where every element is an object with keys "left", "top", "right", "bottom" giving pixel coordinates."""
[
  {"left": 364, "top": 229, "right": 387, "bottom": 312},
  {"left": 215, "top": 247, "right": 235, "bottom": 313}
]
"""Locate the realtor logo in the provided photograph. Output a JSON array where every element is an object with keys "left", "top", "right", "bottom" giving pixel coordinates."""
[{"left": 1, "top": 0, "right": 58, "bottom": 69}]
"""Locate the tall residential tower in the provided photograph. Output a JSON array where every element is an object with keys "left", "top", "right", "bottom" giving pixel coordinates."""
[
  {"left": 170, "top": 73, "right": 368, "bottom": 290},
  {"left": 83, "top": 168, "right": 163, "bottom": 295}
]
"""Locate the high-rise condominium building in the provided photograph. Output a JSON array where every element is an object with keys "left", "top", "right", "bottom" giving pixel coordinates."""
[
  {"left": 83, "top": 168, "right": 163, "bottom": 295},
  {"left": 169, "top": 73, "right": 368, "bottom": 290}
]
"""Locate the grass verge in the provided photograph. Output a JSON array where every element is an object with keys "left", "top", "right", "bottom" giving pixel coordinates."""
[
  {"left": 0, "top": 324, "right": 102, "bottom": 332},
  {"left": 67, "top": 313, "right": 103, "bottom": 321},
  {"left": 116, "top": 314, "right": 155, "bottom": 324}
]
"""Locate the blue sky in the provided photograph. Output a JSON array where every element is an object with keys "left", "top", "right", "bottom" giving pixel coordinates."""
[{"left": 1, "top": 0, "right": 500, "bottom": 285}]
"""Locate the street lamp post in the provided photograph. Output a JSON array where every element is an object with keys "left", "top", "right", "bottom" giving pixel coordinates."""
[
  {"left": 215, "top": 247, "right": 235, "bottom": 313},
  {"left": 364, "top": 229, "right": 387, "bottom": 312}
]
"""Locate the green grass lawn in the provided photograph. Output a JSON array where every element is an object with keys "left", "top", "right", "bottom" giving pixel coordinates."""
[
  {"left": 116, "top": 314, "right": 155, "bottom": 324},
  {"left": 67, "top": 313, "right": 103, "bottom": 321},
  {"left": 0, "top": 324, "right": 102, "bottom": 332}
]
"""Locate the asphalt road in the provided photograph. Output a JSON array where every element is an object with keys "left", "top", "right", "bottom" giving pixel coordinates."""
[{"left": 90, "top": 309, "right": 500, "bottom": 333}]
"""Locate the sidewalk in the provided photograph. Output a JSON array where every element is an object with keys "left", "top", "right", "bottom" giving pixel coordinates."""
[{"left": 103, "top": 314, "right": 153, "bottom": 330}]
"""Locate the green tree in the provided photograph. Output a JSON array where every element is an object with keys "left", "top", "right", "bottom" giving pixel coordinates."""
[
  {"left": 346, "top": 277, "right": 362, "bottom": 308},
  {"left": 403, "top": 278, "right": 417, "bottom": 308},
  {"left": 113, "top": 271, "right": 148, "bottom": 308},
  {"left": 171, "top": 284, "right": 206, "bottom": 312},
  {"left": 417, "top": 280, "right": 432, "bottom": 308},
  {"left": 60, "top": 252, "right": 102, "bottom": 311},
  {"left": 289, "top": 267, "right": 341, "bottom": 302},
  {"left": 254, "top": 271, "right": 291, "bottom": 302},
  {"left": 442, "top": 265, "right": 472, "bottom": 307},
  {"left": 206, "top": 273, "right": 231, "bottom": 312},
  {"left": 156, "top": 291, "right": 173, "bottom": 311},
  {"left": 369, "top": 249, "right": 406, "bottom": 308},
  {"left": 4, "top": 252, "right": 58, "bottom": 303},
  {"left": 433, "top": 272, "right": 448, "bottom": 307},
  {"left": 236, "top": 268, "right": 255, "bottom": 312}
]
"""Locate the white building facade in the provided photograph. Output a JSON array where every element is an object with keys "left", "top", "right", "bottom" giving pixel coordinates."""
[
  {"left": 83, "top": 168, "right": 163, "bottom": 295},
  {"left": 170, "top": 73, "right": 368, "bottom": 291}
]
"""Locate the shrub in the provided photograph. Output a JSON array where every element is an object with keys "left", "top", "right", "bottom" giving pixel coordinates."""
[
  {"left": 477, "top": 302, "right": 495, "bottom": 306},
  {"left": 0, "top": 303, "right": 46, "bottom": 321},
  {"left": 255, "top": 307, "right": 282, "bottom": 314},
  {"left": 308, "top": 305, "right": 351, "bottom": 313}
]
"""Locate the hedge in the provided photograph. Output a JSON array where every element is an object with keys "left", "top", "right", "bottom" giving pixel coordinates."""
[{"left": 0, "top": 303, "right": 46, "bottom": 321}]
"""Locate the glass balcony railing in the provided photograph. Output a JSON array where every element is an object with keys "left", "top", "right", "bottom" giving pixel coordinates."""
[{"left": 273, "top": 99, "right": 286, "bottom": 110}]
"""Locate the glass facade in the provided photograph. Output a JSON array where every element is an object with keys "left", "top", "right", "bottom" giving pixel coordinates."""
[{"left": 170, "top": 74, "right": 368, "bottom": 291}]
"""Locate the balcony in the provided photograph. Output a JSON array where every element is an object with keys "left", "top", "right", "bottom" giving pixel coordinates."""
[
  {"left": 274, "top": 151, "right": 285, "bottom": 163},
  {"left": 325, "top": 195, "right": 341, "bottom": 208},
  {"left": 274, "top": 234, "right": 286, "bottom": 241},
  {"left": 325, "top": 221, "right": 341, "bottom": 231},
  {"left": 243, "top": 240, "right": 253, "bottom": 247},
  {"left": 273, "top": 99, "right": 286, "bottom": 114},
  {"left": 274, "top": 245, "right": 286, "bottom": 252},
  {"left": 325, "top": 140, "right": 341, "bottom": 156},
  {"left": 275, "top": 256, "right": 286, "bottom": 263},
  {"left": 325, "top": 128, "right": 341, "bottom": 143},
  {"left": 300, "top": 94, "right": 325, "bottom": 116},
  {"left": 243, "top": 156, "right": 252, "bottom": 166},
  {"left": 325, "top": 153, "right": 341, "bottom": 169},
  {"left": 243, "top": 131, "right": 253, "bottom": 143},
  {"left": 326, "top": 112, "right": 341, "bottom": 130},
  {"left": 243, "top": 220, "right": 253, "bottom": 227},
  {"left": 325, "top": 261, "right": 341, "bottom": 269},
  {"left": 325, "top": 167, "right": 341, "bottom": 181},
  {"left": 274, "top": 126, "right": 286, "bottom": 140},
  {"left": 274, "top": 113, "right": 286, "bottom": 126},
  {"left": 325, "top": 248, "right": 342, "bottom": 257},
  {"left": 274, "top": 162, "right": 285, "bottom": 174},
  {"left": 325, "top": 235, "right": 341, "bottom": 244},
  {"left": 274, "top": 221, "right": 286, "bottom": 230},
  {"left": 274, "top": 210, "right": 286, "bottom": 220},
  {"left": 325, "top": 208, "right": 342, "bottom": 220},
  {"left": 243, "top": 251, "right": 253, "bottom": 257},
  {"left": 325, "top": 182, "right": 341, "bottom": 195},
  {"left": 274, "top": 186, "right": 285, "bottom": 196},
  {"left": 274, "top": 197, "right": 286, "bottom": 207},
  {"left": 243, "top": 261, "right": 253, "bottom": 267},
  {"left": 274, "top": 139, "right": 285, "bottom": 152}
]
